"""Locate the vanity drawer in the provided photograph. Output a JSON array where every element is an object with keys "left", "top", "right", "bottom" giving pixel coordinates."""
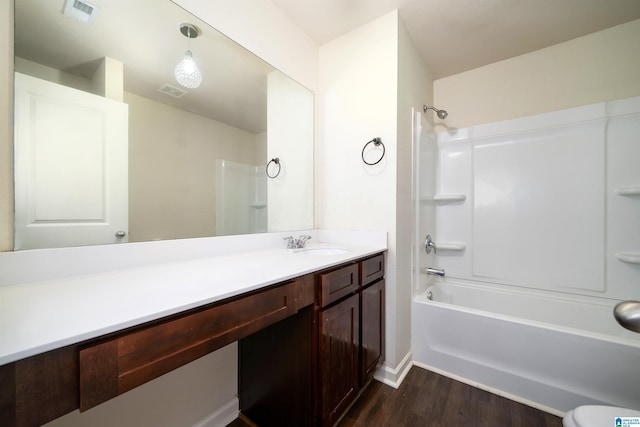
[
  {"left": 318, "top": 263, "right": 359, "bottom": 308},
  {"left": 360, "top": 254, "right": 384, "bottom": 287},
  {"left": 79, "top": 280, "right": 299, "bottom": 411}
]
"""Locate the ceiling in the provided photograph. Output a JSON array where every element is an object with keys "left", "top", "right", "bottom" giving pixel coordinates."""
[
  {"left": 14, "top": 0, "right": 276, "bottom": 133},
  {"left": 269, "top": 0, "right": 640, "bottom": 79},
  {"left": 13, "top": 0, "right": 640, "bottom": 132}
]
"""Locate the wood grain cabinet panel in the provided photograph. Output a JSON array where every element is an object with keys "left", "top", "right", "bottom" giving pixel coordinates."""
[
  {"left": 80, "top": 280, "right": 299, "bottom": 411},
  {"left": 360, "top": 279, "right": 385, "bottom": 387},
  {"left": 1, "top": 345, "right": 79, "bottom": 427},
  {"left": 318, "top": 263, "right": 359, "bottom": 308},
  {"left": 319, "top": 293, "right": 360, "bottom": 427},
  {"left": 361, "top": 253, "right": 384, "bottom": 287}
]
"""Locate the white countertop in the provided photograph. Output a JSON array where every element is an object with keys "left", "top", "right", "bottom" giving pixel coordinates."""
[{"left": 0, "top": 236, "right": 386, "bottom": 366}]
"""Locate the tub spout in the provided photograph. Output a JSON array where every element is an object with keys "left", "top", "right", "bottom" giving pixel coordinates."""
[{"left": 426, "top": 267, "right": 445, "bottom": 277}]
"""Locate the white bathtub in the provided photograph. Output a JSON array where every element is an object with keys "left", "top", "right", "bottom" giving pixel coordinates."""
[{"left": 411, "top": 280, "right": 640, "bottom": 415}]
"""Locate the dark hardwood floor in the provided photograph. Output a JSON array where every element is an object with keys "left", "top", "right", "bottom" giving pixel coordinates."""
[
  {"left": 337, "top": 366, "right": 563, "bottom": 427},
  {"left": 228, "top": 366, "right": 564, "bottom": 427}
]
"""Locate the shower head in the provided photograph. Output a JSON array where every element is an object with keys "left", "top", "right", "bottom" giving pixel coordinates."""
[{"left": 423, "top": 105, "right": 448, "bottom": 120}]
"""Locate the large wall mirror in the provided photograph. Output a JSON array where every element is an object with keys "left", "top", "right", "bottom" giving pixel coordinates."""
[{"left": 12, "top": 0, "right": 314, "bottom": 250}]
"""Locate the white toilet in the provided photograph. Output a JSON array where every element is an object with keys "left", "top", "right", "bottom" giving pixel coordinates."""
[{"left": 563, "top": 405, "right": 640, "bottom": 427}]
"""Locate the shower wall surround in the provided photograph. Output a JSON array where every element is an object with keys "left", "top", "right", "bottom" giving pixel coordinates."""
[{"left": 433, "top": 96, "right": 640, "bottom": 301}]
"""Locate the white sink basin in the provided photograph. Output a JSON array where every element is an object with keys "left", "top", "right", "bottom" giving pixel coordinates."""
[{"left": 293, "top": 247, "right": 350, "bottom": 256}]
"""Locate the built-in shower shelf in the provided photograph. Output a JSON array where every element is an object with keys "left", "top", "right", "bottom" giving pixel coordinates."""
[
  {"left": 430, "top": 194, "right": 467, "bottom": 202},
  {"left": 615, "top": 186, "right": 640, "bottom": 196},
  {"left": 436, "top": 242, "right": 466, "bottom": 251},
  {"left": 616, "top": 253, "right": 640, "bottom": 264}
]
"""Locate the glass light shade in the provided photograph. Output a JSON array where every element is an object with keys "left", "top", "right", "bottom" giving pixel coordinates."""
[{"left": 174, "top": 50, "right": 202, "bottom": 89}]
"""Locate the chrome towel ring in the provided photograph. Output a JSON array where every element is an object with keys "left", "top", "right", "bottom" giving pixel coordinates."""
[
  {"left": 266, "top": 157, "right": 281, "bottom": 178},
  {"left": 361, "top": 137, "right": 385, "bottom": 166}
]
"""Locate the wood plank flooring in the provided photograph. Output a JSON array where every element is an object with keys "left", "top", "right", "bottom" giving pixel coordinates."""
[
  {"left": 337, "top": 366, "right": 563, "bottom": 427},
  {"left": 228, "top": 365, "right": 564, "bottom": 426}
]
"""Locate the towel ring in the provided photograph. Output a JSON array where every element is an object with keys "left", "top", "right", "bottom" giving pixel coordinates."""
[
  {"left": 361, "top": 137, "right": 385, "bottom": 166},
  {"left": 266, "top": 157, "right": 281, "bottom": 178}
]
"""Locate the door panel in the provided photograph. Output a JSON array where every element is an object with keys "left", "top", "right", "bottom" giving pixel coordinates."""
[{"left": 14, "top": 73, "right": 128, "bottom": 249}]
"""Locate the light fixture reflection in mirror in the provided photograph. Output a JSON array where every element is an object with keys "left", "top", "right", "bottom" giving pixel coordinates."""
[
  {"left": 174, "top": 23, "right": 202, "bottom": 89},
  {"left": 11, "top": 0, "right": 314, "bottom": 251}
]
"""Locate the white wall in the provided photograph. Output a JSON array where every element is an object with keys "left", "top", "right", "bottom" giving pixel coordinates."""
[
  {"left": 267, "top": 70, "right": 314, "bottom": 232},
  {"left": 434, "top": 19, "right": 640, "bottom": 130},
  {"left": 317, "top": 10, "right": 432, "bottom": 382},
  {"left": 317, "top": 10, "right": 399, "bottom": 370}
]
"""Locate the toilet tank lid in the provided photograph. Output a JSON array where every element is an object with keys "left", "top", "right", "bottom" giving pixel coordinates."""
[{"left": 573, "top": 405, "right": 640, "bottom": 426}]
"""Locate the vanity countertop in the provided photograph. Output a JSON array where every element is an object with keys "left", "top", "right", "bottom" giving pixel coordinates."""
[{"left": 0, "top": 240, "right": 386, "bottom": 366}]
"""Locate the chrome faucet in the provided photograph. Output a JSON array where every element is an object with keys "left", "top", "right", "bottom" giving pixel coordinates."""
[{"left": 283, "top": 235, "right": 312, "bottom": 249}]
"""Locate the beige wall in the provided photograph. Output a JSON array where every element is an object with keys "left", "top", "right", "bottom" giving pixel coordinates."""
[
  {"left": 434, "top": 19, "right": 640, "bottom": 130},
  {"left": 126, "top": 92, "right": 261, "bottom": 242},
  {"left": 0, "top": 0, "right": 13, "bottom": 252}
]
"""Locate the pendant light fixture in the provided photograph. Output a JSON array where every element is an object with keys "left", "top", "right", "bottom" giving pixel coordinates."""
[{"left": 175, "top": 23, "right": 202, "bottom": 89}]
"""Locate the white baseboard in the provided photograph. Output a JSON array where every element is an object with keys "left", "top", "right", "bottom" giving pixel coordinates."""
[
  {"left": 412, "top": 361, "right": 565, "bottom": 418},
  {"left": 373, "top": 351, "right": 413, "bottom": 389},
  {"left": 192, "top": 397, "right": 239, "bottom": 427}
]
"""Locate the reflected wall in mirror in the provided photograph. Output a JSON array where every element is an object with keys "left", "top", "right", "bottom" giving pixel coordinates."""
[{"left": 12, "top": 0, "right": 313, "bottom": 250}]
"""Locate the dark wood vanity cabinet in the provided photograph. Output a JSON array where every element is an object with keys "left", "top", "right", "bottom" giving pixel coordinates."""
[
  {"left": 1, "top": 252, "right": 384, "bottom": 427},
  {"left": 1, "top": 277, "right": 312, "bottom": 427},
  {"left": 319, "top": 292, "right": 360, "bottom": 426},
  {"left": 317, "top": 253, "right": 385, "bottom": 426},
  {"left": 239, "top": 252, "right": 385, "bottom": 427},
  {"left": 360, "top": 278, "right": 385, "bottom": 387}
]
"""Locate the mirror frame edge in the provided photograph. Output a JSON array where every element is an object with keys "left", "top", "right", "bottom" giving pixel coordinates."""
[{"left": 1, "top": 0, "right": 14, "bottom": 252}]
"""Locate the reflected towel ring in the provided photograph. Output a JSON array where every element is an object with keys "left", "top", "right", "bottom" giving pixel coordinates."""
[
  {"left": 266, "top": 157, "right": 281, "bottom": 178},
  {"left": 361, "top": 137, "right": 385, "bottom": 166}
]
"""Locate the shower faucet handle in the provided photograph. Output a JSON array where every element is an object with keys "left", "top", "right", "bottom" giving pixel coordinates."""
[{"left": 425, "top": 234, "right": 437, "bottom": 254}]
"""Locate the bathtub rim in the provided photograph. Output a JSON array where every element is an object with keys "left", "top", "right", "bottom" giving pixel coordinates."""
[{"left": 413, "top": 279, "right": 640, "bottom": 349}]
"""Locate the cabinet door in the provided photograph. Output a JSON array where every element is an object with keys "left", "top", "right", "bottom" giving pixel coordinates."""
[
  {"left": 319, "top": 294, "right": 360, "bottom": 427},
  {"left": 361, "top": 279, "right": 384, "bottom": 386}
]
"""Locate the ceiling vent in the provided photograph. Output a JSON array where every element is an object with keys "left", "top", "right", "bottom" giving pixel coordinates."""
[
  {"left": 158, "top": 83, "right": 188, "bottom": 99},
  {"left": 63, "top": 0, "right": 100, "bottom": 25}
]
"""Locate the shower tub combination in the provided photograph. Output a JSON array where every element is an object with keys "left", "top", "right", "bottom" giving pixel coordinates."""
[
  {"left": 412, "top": 97, "right": 640, "bottom": 415},
  {"left": 412, "top": 280, "right": 640, "bottom": 415}
]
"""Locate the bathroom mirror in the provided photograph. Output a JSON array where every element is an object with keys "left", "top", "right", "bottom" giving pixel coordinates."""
[{"left": 11, "top": 0, "right": 314, "bottom": 250}]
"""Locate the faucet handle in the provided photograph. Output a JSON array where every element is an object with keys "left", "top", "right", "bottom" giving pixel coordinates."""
[
  {"left": 297, "top": 235, "right": 311, "bottom": 248},
  {"left": 283, "top": 236, "right": 294, "bottom": 249},
  {"left": 425, "top": 234, "right": 437, "bottom": 254}
]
